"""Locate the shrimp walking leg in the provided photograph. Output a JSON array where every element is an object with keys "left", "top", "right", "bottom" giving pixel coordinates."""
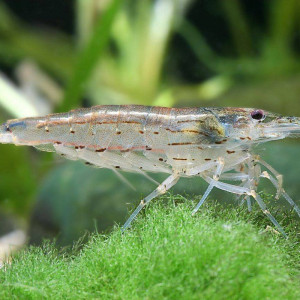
[
  {"left": 239, "top": 184, "right": 252, "bottom": 212},
  {"left": 192, "top": 158, "right": 225, "bottom": 215},
  {"left": 217, "top": 172, "right": 253, "bottom": 210},
  {"left": 239, "top": 195, "right": 252, "bottom": 212},
  {"left": 256, "top": 157, "right": 283, "bottom": 199},
  {"left": 203, "top": 176, "right": 250, "bottom": 194},
  {"left": 122, "top": 173, "right": 180, "bottom": 231},
  {"left": 202, "top": 175, "right": 287, "bottom": 236},
  {"left": 238, "top": 194, "right": 252, "bottom": 212},
  {"left": 220, "top": 173, "right": 249, "bottom": 181},
  {"left": 260, "top": 171, "right": 300, "bottom": 217},
  {"left": 244, "top": 159, "right": 259, "bottom": 212},
  {"left": 251, "top": 191, "right": 287, "bottom": 237},
  {"left": 246, "top": 197, "right": 252, "bottom": 212}
]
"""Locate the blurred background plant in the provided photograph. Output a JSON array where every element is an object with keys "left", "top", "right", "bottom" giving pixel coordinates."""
[{"left": 0, "top": 0, "right": 299, "bottom": 248}]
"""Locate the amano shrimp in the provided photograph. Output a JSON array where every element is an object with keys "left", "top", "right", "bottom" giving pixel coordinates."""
[{"left": 1, "top": 105, "right": 300, "bottom": 236}]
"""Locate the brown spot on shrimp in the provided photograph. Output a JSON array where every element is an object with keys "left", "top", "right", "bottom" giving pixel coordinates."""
[
  {"left": 121, "top": 121, "right": 140, "bottom": 124},
  {"left": 75, "top": 146, "right": 85, "bottom": 150},
  {"left": 227, "top": 150, "right": 235, "bottom": 154},
  {"left": 121, "top": 149, "right": 130, "bottom": 153},
  {"left": 177, "top": 119, "right": 205, "bottom": 124},
  {"left": 95, "top": 121, "right": 116, "bottom": 125},
  {"left": 95, "top": 148, "right": 106, "bottom": 152},
  {"left": 184, "top": 130, "right": 201, "bottom": 134},
  {"left": 168, "top": 142, "right": 194, "bottom": 146},
  {"left": 166, "top": 128, "right": 200, "bottom": 134}
]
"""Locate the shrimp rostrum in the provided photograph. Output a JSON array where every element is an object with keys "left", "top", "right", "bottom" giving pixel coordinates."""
[{"left": 1, "top": 105, "right": 300, "bottom": 235}]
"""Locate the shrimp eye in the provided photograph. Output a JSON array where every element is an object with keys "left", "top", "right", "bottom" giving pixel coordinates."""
[{"left": 251, "top": 110, "right": 265, "bottom": 121}]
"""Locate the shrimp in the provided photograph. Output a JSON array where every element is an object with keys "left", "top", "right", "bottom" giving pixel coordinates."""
[{"left": 0, "top": 105, "right": 300, "bottom": 235}]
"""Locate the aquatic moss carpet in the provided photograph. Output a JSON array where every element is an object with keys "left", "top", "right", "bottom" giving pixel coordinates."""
[{"left": 1, "top": 196, "right": 299, "bottom": 299}]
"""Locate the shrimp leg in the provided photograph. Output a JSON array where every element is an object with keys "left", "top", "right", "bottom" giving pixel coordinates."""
[
  {"left": 251, "top": 191, "right": 287, "bottom": 237},
  {"left": 202, "top": 175, "right": 287, "bottom": 236},
  {"left": 122, "top": 173, "right": 180, "bottom": 231},
  {"left": 219, "top": 172, "right": 251, "bottom": 209},
  {"left": 238, "top": 183, "right": 252, "bottom": 212},
  {"left": 260, "top": 171, "right": 300, "bottom": 217},
  {"left": 242, "top": 196, "right": 252, "bottom": 212},
  {"left": 256, "top": 156, "right": 283, "bottom": 199},
  {"left": 220, "top": 173, "right": 249, "bottom": 181},
  {"left": 219, "top": 172, "right": 253, "bottom": 210},
  {"left": 192, "top": 155, "right": 251, "bottom": 215},
  {"left": 192, "top": 158, "right": 225, "bottom": 215},
  {"left": 244, "top": 159, "right": 258, "bottom": 212}
]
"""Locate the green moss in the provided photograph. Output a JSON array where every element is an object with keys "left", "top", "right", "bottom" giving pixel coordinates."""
[{"left": 1, "top": 196, "right": 299, "bottom": 299}]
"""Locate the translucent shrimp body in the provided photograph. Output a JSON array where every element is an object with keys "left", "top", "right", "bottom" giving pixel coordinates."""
[{"left": 1, "top": 105, "right": 300, "bottom": 235}]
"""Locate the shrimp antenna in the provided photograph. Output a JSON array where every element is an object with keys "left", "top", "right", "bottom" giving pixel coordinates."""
[
  {"left": 112, "top": 169, "right": 136, "bottom": 191},
  {"left": 137, "top": 170, "right": 160, "bottom": 185}
]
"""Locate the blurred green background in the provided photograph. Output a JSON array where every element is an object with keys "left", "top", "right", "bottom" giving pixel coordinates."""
[{"left": 0, "top": 0, "right": 299, "bottom": 246}]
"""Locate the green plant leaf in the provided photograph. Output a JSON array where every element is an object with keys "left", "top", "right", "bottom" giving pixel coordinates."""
[
  {"left": 61, "top": 0, "right": 122, "bottom": 112},
  {"left": 0, "top": 3, "right": 74, "bottom": 81}
]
